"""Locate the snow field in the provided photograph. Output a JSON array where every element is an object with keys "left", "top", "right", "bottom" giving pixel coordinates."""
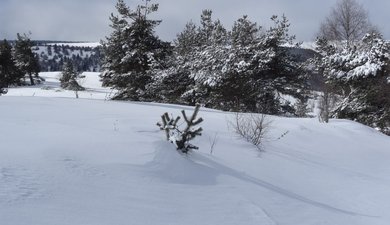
[
  {"left": 1, "top": 72, "right": 390, "bottom": 225},
  {"left": 5, "top": 72, "right": 114, "bottom": 99}
]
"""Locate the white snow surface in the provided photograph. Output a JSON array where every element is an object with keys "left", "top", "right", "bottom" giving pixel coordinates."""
[
  {"left": 1, "top": 73, "right": 390, "bottom": 225},
  {"left": 6, "top": 72, "right": 114, "bottom": 100}
]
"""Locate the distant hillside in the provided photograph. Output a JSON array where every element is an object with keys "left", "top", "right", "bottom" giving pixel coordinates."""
[{"left": 29, "top": 41, "right": 102, "bottom": 72}]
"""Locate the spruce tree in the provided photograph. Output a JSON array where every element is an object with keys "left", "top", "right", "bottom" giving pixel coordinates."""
[
  {"left": 215, "top": 15, "right": 261, "bottom": 112},
  {"left": 13, "top": 33, "right": 40, "bottom": 85},
  {"left": 176, "top": 10, "right": 229, "bottom": 106},
  {"left": 175, "top": 21, "right": 198, "bottom": 56},
  {"left": 265, "top": 16, "right": 308, "bottom": 113},
  {"left": 101, "top": 0, "right": 171, "bottom": 100},
  {"left": 0, "top": 66, "right": 7, "bottom": 95},
  {"left": 60, "top": 61, "right": 84, "bottom": 91},
  {"left": 314, "top": 33, "right": 390, "bottom": 134},
  {"left": 0, "top": 39, "right": 22, "bottom": 86},
  {"left": 146, "top": 21, "right": 198, "bottom": 104}
]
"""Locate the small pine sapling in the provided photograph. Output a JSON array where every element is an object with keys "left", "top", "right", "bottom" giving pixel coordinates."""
[{"left": 157, "top": 104, "right": 203, "bottom": 153}]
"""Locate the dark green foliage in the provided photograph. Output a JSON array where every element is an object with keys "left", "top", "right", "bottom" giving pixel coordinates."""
[
  {"left": 101, "top": 0, "right": 171, "bottom": 101},
  {"left": 0, "top": 66, "right": 7, "bottom": 95},
  {"left": 313, "top": 33, "right": 390, "bottom": 134},
  {"left": 148, "top": 12, "right": 307, "bottom": 115},
  {"left": 333, "top": 75, "right": 390, "bottom": 135},
  {"left": 60, "top": 61, "right": 85, "bottom": 91},
  {"left": 0, "top": 39, "right": 22, "bottom": 87},
  {"left": 100, "top": 1, "right": 308, "bottom": 116},
  {"left": 13, "top": 33, "right": 40, "bottom": 85}
]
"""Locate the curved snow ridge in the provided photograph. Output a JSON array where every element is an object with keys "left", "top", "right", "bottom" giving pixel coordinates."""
[
  {"left": 143, "top": 141, "right": 220, "bottom": 185},
  {"left": 147, "top": 142, "right": 375, "bottom": 218}
]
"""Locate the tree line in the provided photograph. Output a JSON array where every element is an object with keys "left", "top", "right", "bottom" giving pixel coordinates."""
[
  {"left": 100, "top": 0, "right": 390, "bottom": 135},
  {"left": 36, "top": 44, "right": 101, "bottom": 72},
  {"left": 101, "top": 0, "right": 307, "bottom": 115},
  {"left": 1, "top": 0, "right": 388, "bottom": 135}
]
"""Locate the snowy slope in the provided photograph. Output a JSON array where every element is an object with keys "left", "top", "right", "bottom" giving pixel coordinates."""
[
  {"left": 1, "top": 73, "right": 390, "bottom": 225},
  {"left": 6, "top": 72, "right": 114, "bottom": 99}
]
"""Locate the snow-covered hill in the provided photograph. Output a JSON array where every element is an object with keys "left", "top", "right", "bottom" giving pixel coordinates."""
[
  {"left": 1, "top": 73, "right": 390, "bottom": 225},
  {"left": 33, "top": 43, "right": 101, "bottom": 72}
]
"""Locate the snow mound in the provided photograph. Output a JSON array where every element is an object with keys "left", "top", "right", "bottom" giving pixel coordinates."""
[{"left": 144, "top": 141, "right": 219, "bottom": 185}]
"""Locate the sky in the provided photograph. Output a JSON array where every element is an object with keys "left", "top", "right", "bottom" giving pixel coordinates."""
[{"left": 1, "top": 0, "right": 390, "bottom": 42}]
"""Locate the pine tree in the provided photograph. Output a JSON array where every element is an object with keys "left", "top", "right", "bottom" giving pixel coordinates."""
[
  {"left": 157, "top": 104, "right": 203, "bottom": 153},
  {"left": 214, "top": 15, "right": 305, "bottom": 114},
  {"left": 47, "top": 45, "right": 52, "bottom": 56},
  {"left": 175, "top": 21, "right": 198, "bottom": 56},
  {"left": 0, "top": 39, "right": 22, "bottom": 86},
  {"left": 0, "top": 65, "right": 7, "bottom": 95},
  {"left": 315, "top": 33, "right": 390, "bottom": 134},
  {"left": 198, "top": 10, "right": 214, "bottom": 46},
  {"left": 177, "top": 10, "right": 229, "bottom": 106},
  {"left": 259, "top": 15, "right": 307, "bottom": 114},
  {"left": 148, "top": 22, "right": 199, "bottom": 104},
  {"left": 156, "top": 13, "right": 305, "bottom": 114},
  {"left": 13, "top": 33, "right": 40, "bottom": 85},
  {"left": 60, "top": 61, "right": 84, "bottom": 91},
  {"left": 215, "top": 15, "right": 261, "bottom": 112},
  {"left": 101, "top": 0, "right": 171, "bottom": 101},
  {"left": 231, "top": 15, "right": 259, "bottom": 47}
]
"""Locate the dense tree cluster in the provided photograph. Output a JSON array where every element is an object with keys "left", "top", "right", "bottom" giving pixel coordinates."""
[
  {"left": 99, "top": 0, "right": 390, "bottom": 135},
  {"left": 102, "top": 0, "right": 307, "bottom": 115},
  {"left": 0, "top": 40, "right": 21, "bottom": 91},
  {"left": 313, "top": 33, "right": 390, "bottom": 134},
  {"left": 0, "top": 34, "right": 40, "bottom": 92},
  {"left": 13, "top": 33, "right": 41, "bottom": 85}
]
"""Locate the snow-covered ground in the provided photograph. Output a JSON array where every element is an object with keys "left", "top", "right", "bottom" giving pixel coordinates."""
[
  {"left": 1, "top": 73, "right": 390, "bottom": 225},
  {"left": 6, "top": 72, "right": 114, "bottom": 100}
]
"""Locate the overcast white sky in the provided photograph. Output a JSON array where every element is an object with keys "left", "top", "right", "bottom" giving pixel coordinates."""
[{"left": 1, "top": 0, "right": 390, "bottom": 42}]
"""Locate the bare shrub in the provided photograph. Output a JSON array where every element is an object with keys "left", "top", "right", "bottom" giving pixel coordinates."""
[{"left": 229, "top": 112, "right": 272, "bottom": 150}]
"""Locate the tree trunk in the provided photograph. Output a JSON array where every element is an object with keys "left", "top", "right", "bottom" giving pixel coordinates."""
[{"left": 29, "top": 72, "right": 34, "bottom": 85}]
